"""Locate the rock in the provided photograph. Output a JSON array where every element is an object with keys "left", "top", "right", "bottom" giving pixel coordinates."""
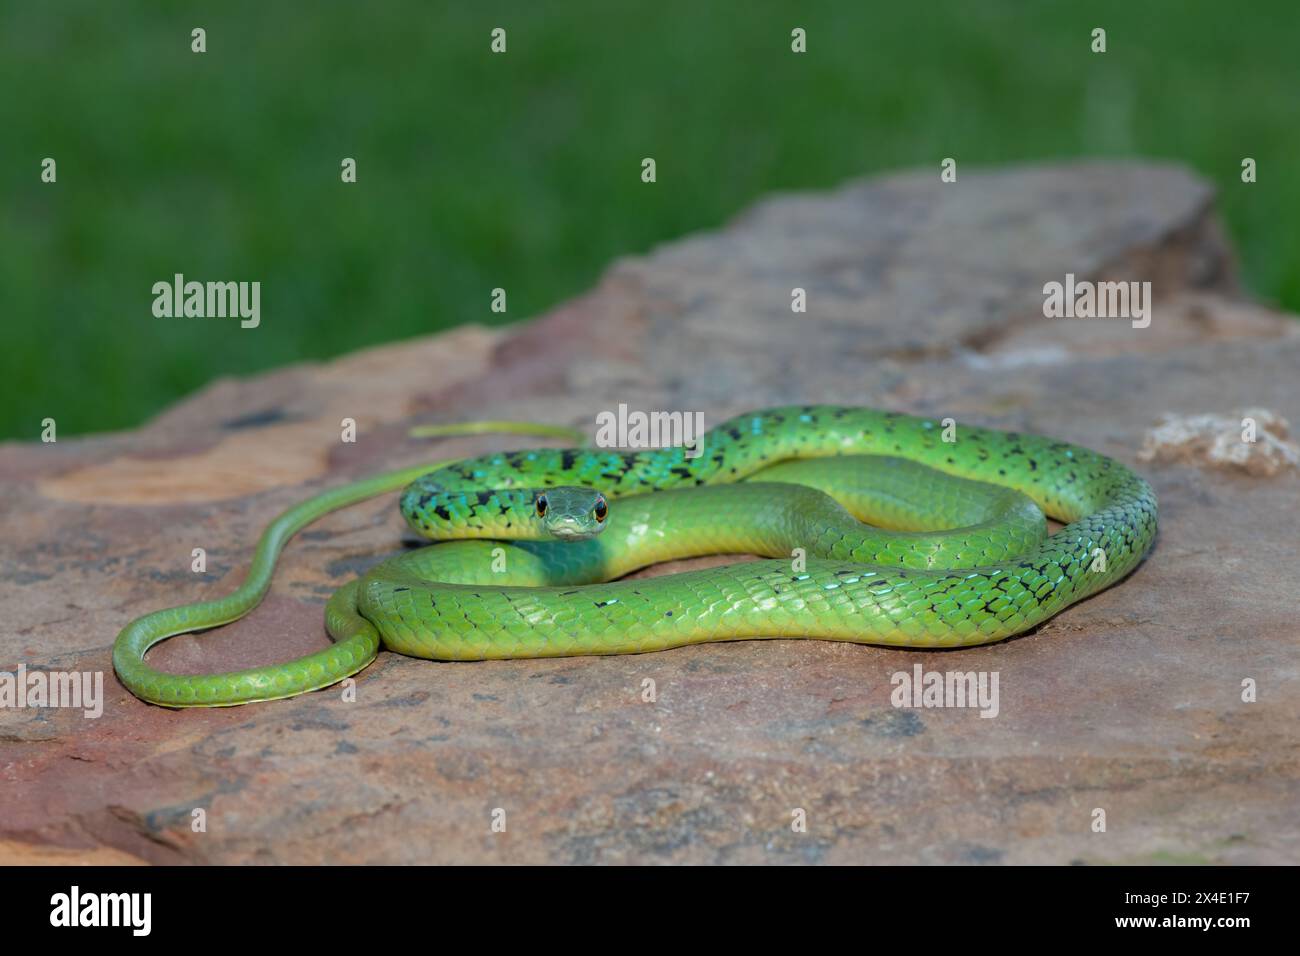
[
  {"left": 1139, "top": 409, "right": 1298, "bottom": 476},
  {"left": 2, "top": 161, "right": 1297, "bottom": 865}
]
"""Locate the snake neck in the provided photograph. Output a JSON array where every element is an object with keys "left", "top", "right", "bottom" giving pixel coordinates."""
[{"left": 401, "top": 482, "right": 549, "bottom": 539}]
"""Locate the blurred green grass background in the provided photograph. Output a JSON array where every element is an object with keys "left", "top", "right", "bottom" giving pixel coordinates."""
[{"left": 2, "top": 1, "right": 1295, "bottom": 439}]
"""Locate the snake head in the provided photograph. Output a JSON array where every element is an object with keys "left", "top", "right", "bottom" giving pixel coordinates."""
[{"left": 535, "top": 487, "right": 609, "bottom": 539}]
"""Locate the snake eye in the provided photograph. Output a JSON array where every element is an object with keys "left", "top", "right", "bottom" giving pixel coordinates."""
[
  {"left": 593, "top": 496, "right": 607, "bottom": 522},
  {"left": 536, "top": 494, "right": 548, "bottom": 517}
]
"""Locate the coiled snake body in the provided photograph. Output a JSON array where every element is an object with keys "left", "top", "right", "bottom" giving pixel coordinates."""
[{"left": 113, "top": 406, "right": 1157, "bottom": 707}]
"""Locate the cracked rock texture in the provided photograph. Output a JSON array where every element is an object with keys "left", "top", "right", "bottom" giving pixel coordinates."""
[{"left": 2, "top": 161, "right": 1297, "bottom": 864}]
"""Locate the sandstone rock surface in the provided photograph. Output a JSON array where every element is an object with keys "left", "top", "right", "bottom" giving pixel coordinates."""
[{"left": 2, "top": 161, "right": 1297, "bottom": 864}]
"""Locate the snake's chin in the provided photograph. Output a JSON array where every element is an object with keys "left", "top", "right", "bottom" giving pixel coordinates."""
[
  {"left": 549, "top": 527, "right": 600, "bottom": 540},
  {"left": 546, "top": 516, "right": 606, "bottom": 539}
]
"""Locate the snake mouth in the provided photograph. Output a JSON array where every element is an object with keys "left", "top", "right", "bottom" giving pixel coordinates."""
[
  {"left": 547, "top": 516, "right": 604, "bottom": 539},
  {"left": 549, "top": 524, "right": 593, "bottom": 539}
]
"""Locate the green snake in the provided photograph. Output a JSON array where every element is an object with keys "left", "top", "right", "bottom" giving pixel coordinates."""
[{"left": 113, "top": 406, "right": 1158, "bottom": 707}]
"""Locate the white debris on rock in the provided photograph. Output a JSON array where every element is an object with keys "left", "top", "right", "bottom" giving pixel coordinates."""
[{"left": 1139, "top": 409, "right": 1299, "bottom": 476}]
